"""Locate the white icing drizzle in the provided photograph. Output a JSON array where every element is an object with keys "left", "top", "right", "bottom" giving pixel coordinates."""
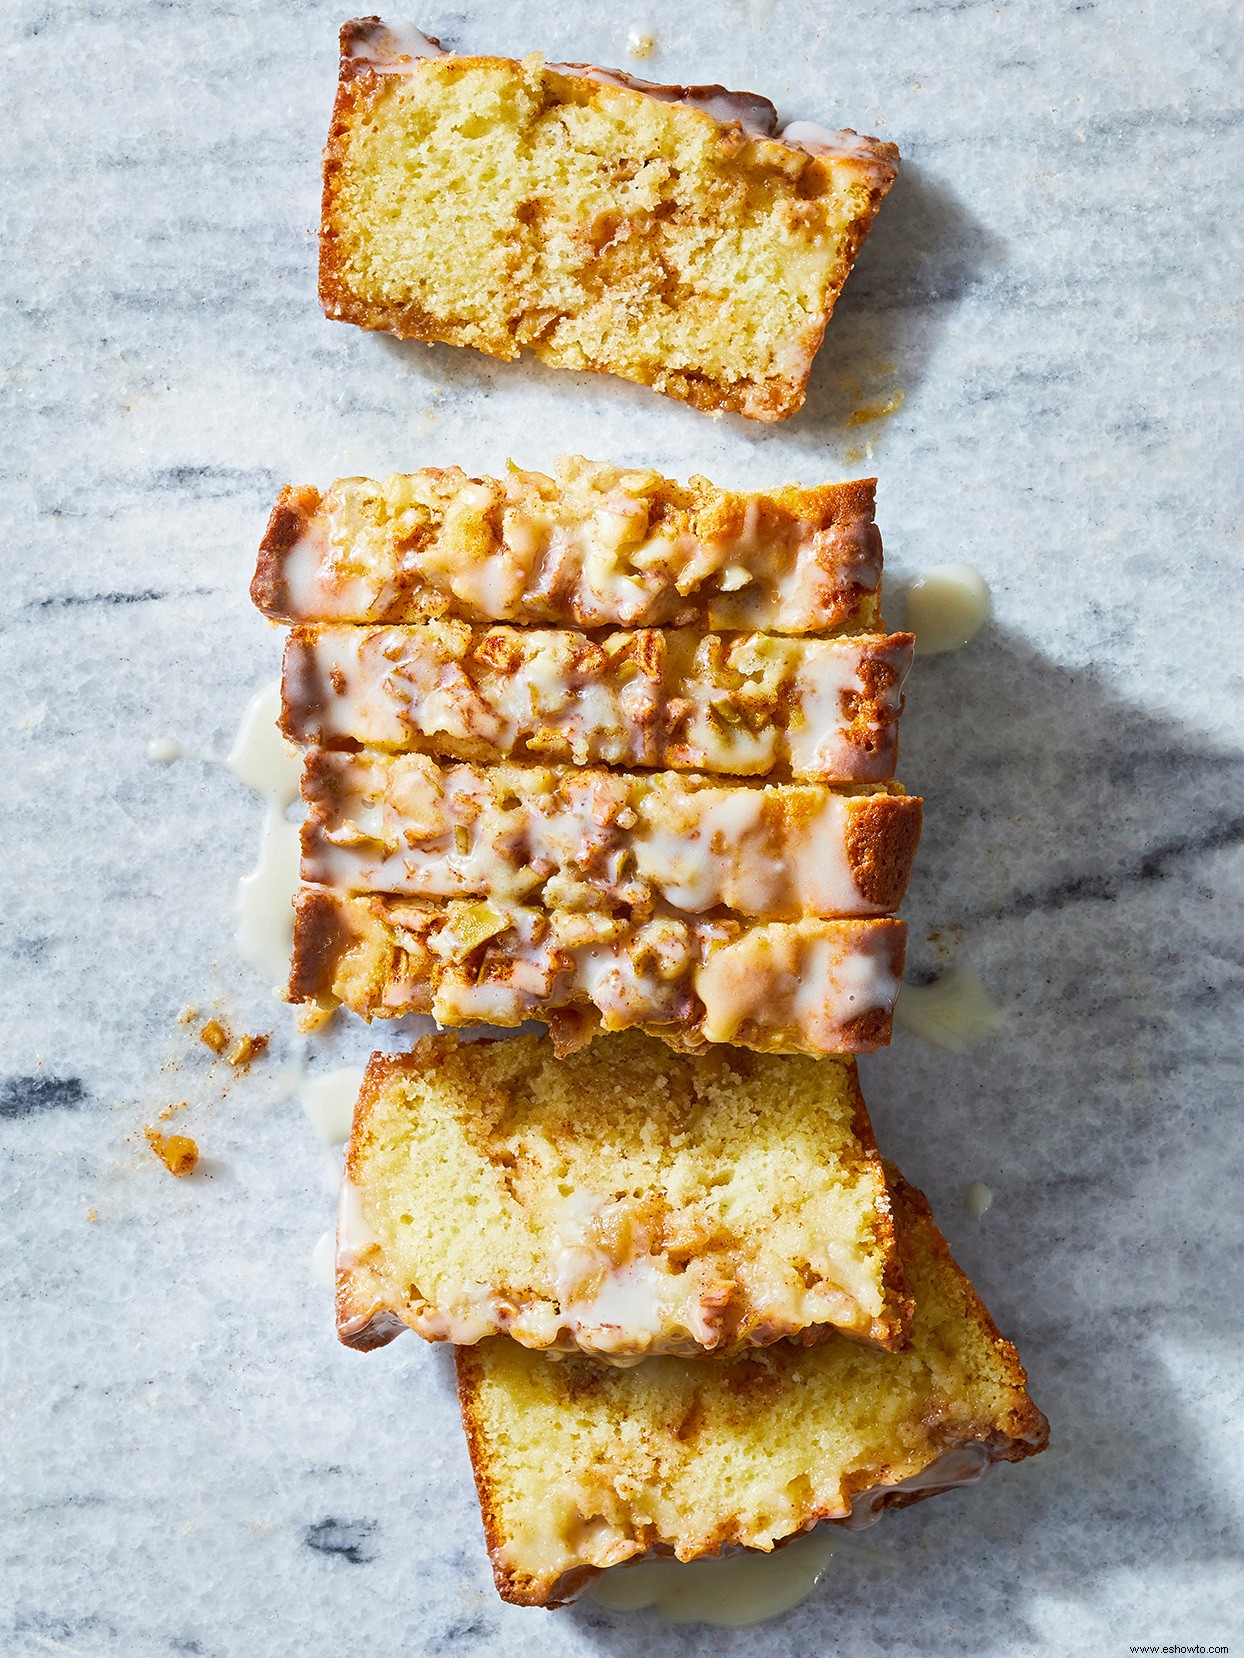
[
  {"left": 893, "top": 965, "right": 1003, "bottom": 1053},
  {"left": 543, "top": 1193, "right": 726, "bottom": 1359},
  {"left": 587, "top": 1444, "right": 993, "bottom": 1623},
  {"left": 227, "top": 680, "right": 302, "bottom": 804},
  {"left": 589, "top": 1527, "right": 840, "bottom": 1626},
  {"left": 778, "top": 120, "right": 886, "bottom": 162},
  {"left": 965, "top": 1181, "right": 994, "bottom": 1220},
  {"left": 904, "top": 565, "right": 990, "bottom": 656},
  {"left": 337, "top": 1176, "right": 380, "bottom": 1270},
  {"left": 299, "top": 1068, "right": 366, "bottom": 1147},
  {"left": 237, "top": 809, "right": 301, "bottom": 991},
  {"left": 343, "top": 20, "right": 445, "bottom": 64},
  {"left": 146, "top": 736, "right": 183, "bottom": 763},
  {"left": 229, "top": 681, "right": 303, "bottom": 992},
  {"left": 310, "top": 1228, "right": 337, "bottom": 1289},
  {"left": 287, "top": 625, "right": 908, "bottom": 784}
]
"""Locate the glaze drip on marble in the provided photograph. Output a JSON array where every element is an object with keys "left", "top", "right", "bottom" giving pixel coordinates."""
[{"left": 2, "top": 1, "right": 1242, "bottom": 1654}]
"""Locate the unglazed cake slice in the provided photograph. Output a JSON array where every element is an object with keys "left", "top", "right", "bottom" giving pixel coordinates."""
[
  {"left": 321, "top": 24, "right": 898, "bottom": 420},
  {"left": 302, "top": 754, "right": 922, "bottom": 919},
  {"left": 336, "top": 1031, "right": 911, "bottom": 1358},
  {"left": 456, "top": 1171, "right": 1049, "bottom": 1607},
  {"left": 289, "top": 890, "right": 905, "bottom": 1056},
  {"left": 253, "top": 460, "right": 883, "bottom": 633},
  {"left": 280, "top": 623, "right": 913, "bottom": 783}
]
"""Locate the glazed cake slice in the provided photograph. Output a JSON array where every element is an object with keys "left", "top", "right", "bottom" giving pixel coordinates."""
[
  {"left": 321, "top": 24, "right": 899, "bottom": 420},
  {"left": 281, "top": 623, "right": 913, "bottom": 783},
  {"left": 336, "top": 1032, "right": 912, "bottom": 1358},
  {"left": 301, "top": 753, "right": 922, "bottom": 919},
  {"left": 253, "top": 460, "right": 883, "bottom": 634},
  {"left": 289, "top": 890, "right": 905, "bottom": 1056},
  {"left": 456, "top": 1171, "right": 1049, "bottom": 1607}
]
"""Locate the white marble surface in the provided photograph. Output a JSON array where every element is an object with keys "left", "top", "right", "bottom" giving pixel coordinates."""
[{"left": 3, "top": 1, "right": 1243, "bottom": 1653}]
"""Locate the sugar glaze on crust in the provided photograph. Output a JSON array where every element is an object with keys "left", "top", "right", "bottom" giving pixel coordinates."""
[
  {"left": 252, "top": 463, "right": 884, "bottom": 635},
  {"left": 301, "top": 753, "right": 922, "bottom": 920},
  {"left": 280, "top": 623, "right": 913, "bottom": 784},
  {"left": 288, "top": 888, "right": 906, "bottom": 1057}
]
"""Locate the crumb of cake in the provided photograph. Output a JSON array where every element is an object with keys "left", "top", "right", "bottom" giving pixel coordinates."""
[
  {"left": 157, "top": 1099, "right": 190, "bottom": 1122},
  {"left": 626, "top": 27, "right": 655, "bottom": 58},
  {"left": 227, "top": 1032, "right": 270, "bottom": 1069},
  {"left": 297, "top": 1002, "right": 336, "bottom": 1034},
  {"left": 145, "top": 1127, "right": 199, "bottom": 1177},
  {"left": 177, "top": 1004, "right": 199, "bottom": 1024},
  {"left": 338, "top": 1031, "right": 911, "bottom": 1357},
  {"left": 847, "top": 389, "right": 905, "bottom": 427},
  {"left": 87, "top": 1208, "right": 99, "bottom": 1223},
  {"left": 199, "top": 1018, "right": 230, "bottom": 1054}
]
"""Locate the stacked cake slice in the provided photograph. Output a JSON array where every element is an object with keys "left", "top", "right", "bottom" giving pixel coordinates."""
[{"left": 254, "top": 455, "right": 918, "bottom": 1057}]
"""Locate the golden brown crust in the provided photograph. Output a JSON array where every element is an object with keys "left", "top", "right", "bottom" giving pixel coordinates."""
[
  {"left": 285, "top": 886, "right": 352, "bottom": 1003},
  {"left": 319, "top": 40, "right": 898, "bottom": 420},
  {"left": 880, "top": 1167, "right": 1050, "bottom": 1456},
  {"left": 843, "top": 792, "right": 925, "bottom": 911},
  {"left": 251, "top": 485, "right": 323, "bottom": 617}
]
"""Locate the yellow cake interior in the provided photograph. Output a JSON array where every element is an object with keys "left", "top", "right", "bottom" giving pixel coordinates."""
[
  {"left": 341, "top": 1031, "right": 909, "bottom": 1356},
  {"left": 456, "top": 1173, "right": 1048, "bottom": 1604}
]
